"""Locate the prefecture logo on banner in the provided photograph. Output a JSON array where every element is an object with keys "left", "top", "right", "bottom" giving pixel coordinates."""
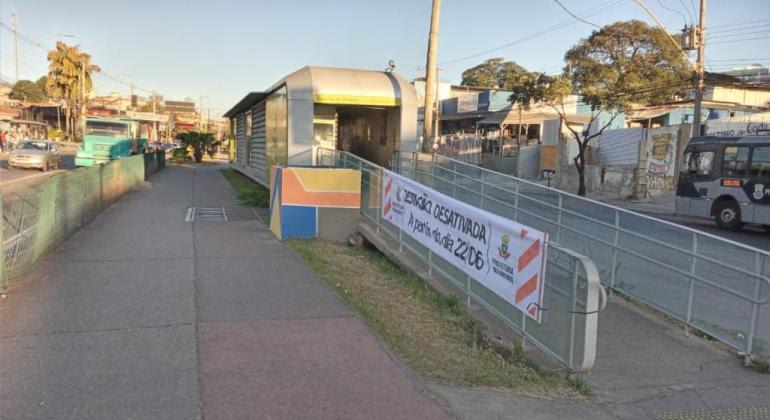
[{"left": 381, "top": 170, "right": 548, "bottom": 322}]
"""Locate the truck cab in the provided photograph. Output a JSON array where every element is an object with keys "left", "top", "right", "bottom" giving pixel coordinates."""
[{"left": 75, "top": 117, "right": 146, "bottom": 167}]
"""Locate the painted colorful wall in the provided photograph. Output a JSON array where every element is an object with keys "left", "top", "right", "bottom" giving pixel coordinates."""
[{"left": 270, "top": 167, "right": 361, "bottom": 241}]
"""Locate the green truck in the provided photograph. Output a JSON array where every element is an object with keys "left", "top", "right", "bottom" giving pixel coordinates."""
[{"left": 75, "top": 117, "right": 147, "bottom": 167}]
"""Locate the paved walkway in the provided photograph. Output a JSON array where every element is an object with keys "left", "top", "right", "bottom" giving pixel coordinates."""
[{"left": 0, "top": 165, "right": 449, "bottom": 419}]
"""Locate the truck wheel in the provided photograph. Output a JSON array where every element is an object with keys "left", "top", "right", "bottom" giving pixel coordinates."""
[{"left": 714, "top": 200, "right": 742, "bottom": 230}]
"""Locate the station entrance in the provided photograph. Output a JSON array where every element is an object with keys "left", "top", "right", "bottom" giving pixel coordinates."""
[{"left": 313, "top": 104, "right": 400, "bottom": 168}]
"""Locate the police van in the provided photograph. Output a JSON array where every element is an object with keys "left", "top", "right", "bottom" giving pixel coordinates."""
[{"left": 676, "top": 135, "right": 770, "bottom": 230}]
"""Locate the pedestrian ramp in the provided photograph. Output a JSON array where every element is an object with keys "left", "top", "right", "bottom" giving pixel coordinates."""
[
  {"left": 383, "top": 150, "right": 770, "bottom": 366},
  {"left": 317, "top": 148, "right": 606, "bottom": 374}
]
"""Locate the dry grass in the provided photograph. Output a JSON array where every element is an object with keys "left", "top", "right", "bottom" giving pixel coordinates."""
[{"left": 288, "top": 239, "right": 589, "bottom": 398}]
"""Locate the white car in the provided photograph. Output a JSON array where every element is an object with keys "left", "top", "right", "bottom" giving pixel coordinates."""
[{"left": 8, "top": 140, "right": 61, "bottom": 171}]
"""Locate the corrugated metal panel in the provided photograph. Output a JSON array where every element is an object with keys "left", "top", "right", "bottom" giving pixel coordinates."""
[
  {"left": 594, "top": 127, "right": 645, "bottom": 166},
  {"left": 250, "top": 102, "right": 267, "bottom": 183},
  {"left": 235, "top": 114, "right": 246, "bottom": 165}
]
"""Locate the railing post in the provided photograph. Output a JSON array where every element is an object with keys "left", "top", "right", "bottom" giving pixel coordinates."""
[
  {"left": 745, "top": 253, "right": 762, "bottom": 366},
  {"left": 0, "top": 192, "right": 4, "bottom": 292},
  {"left": 372, "top": 161, "right": 381, "bottom": 235},
  {"left": 452, "top": 161, "right": 457, "bottom": 199},
  {"left": 609, "top": 209, "right": 620, "bottom": 295},
  {"left": 555, "top": 194, "right": 563, "bottom": 244},
  {"left": 568, "top": 257, "right": 579, "bottom": 370},
  {"left": 513, "top": 182, "right": 520, "bottom": 221},
  {"left": 685, "top": 232, "right": 698, "bottom": 335},
  {"left": 466, "top": 274, "right": 471, "bottom": 307},
  {"left": 480, "top": 171, "right": 486, "bottom": 210},
  {"left": 427, "top": 249, "right": 433, "bottom": 278}
]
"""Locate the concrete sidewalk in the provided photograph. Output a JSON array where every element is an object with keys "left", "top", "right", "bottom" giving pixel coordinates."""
[{"left": 0, "top": 165, "right": 449, "bottom": 419}]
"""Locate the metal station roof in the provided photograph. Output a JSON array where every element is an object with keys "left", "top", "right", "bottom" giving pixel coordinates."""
[{"left": 223, "top": 91, "right": 268, "bottom": 118}]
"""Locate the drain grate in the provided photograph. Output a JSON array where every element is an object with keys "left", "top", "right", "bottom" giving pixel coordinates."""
[
  {"left": 186, "top": 207, "right": 226, "bottom": 222},
  {"left": 655, "top": 405, "right": 770, "bottom": 420},
  {"left": 185, "top": 206, "right": 260, "bottom": 222}
]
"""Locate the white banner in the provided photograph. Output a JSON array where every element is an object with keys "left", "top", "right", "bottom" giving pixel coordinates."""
[{"left": 382, "top": 169, "right": 547, "bottom": 322}]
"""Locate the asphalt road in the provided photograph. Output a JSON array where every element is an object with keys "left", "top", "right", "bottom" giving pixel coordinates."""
[
  {"left": 639, "top": 211, "right": 770, "bottom": 251},
  {"left": 0, "top": 147, "right": 77, "bottom": 189}
]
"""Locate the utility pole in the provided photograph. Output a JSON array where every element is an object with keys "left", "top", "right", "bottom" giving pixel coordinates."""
[
  {"left": 422, "top": 0, "right": 441, "bottom": 151},
  {"left": 80, "top": 62, "right": 86, "bottom": 141},
  {"left": 152, "top": 90, "right": 158, "bottom": 141},
  {"left": 691, "top": 0, "right": 707, "bottom": 137},
  {"left": 11, "top": 13, "right": 19, "bottom": 82}
]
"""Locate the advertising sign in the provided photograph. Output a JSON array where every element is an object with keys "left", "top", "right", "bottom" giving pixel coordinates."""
[
  {"left": 381, "top": 169, "right": 548, "bottom": 321},
  {"left": 457, "top": 94, "right": 480, "bottom": 113}
]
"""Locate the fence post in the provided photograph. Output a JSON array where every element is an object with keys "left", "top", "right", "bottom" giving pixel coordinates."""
[
  {"left": 480, "top": 171, "right": 486, "bottom": 210},
  {"left": 609, "top": 209, "right": 620, "bottom": 295},
  {"left": 0, "top": 192, "right": 4, "bottom": 292},
  {"left": 452, "top": 161, "right": 457, "bottom": 199},
  {"left": 745, "top": 253, "right": 762, "bottom": 366},
  {"left": 568, "top": 257, "right": 579, "bottom": 370},
  {"left": 466, "top": 274, "right": 471, "bottom": 307},
  {"left": 513, "top": 182, "right": 520, "bottom": 221},
  {"left": 555, "top": 194, "right": 563, "bottom": 244},
  {"left": 685, "top": 232, "right": 698, "bottom": 335}
]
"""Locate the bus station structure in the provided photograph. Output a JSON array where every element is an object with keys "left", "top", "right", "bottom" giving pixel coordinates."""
[{"left": 224, "top": 66, "right": 418, "bottom": 186}]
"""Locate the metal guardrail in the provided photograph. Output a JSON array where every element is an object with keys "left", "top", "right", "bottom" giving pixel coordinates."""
[
  {"left": 317, "top": 148, "right": 605, "bottom": 373},
  {"left": 389, "top": 151, "right": 770, "bottom": 362},
  {"left": 1, "top": 152, "right": 164, "bottom": 289}
]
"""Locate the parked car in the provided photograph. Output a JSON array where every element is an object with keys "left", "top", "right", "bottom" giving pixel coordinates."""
[{"left": 8, "top": 140, "right": 61, "bottom": 171}]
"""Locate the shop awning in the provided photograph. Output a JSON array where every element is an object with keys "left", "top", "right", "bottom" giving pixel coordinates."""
[{"left": 478, "top": 110, "right": 591, "bottom": 125}]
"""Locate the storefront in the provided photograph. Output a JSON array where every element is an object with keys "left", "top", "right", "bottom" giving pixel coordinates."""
[{"left": 224, "top": 66, "right": 418, "bottom": 186}]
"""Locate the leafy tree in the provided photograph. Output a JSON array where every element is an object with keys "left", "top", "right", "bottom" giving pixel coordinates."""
[
  {"left": 460, "top": 57, "right": 529, "bottom": 89},
  {"left": 178, "top": 131, "right": 220, "bottom": 163},
  {"left": 46, "top": 41, "right": 100, "bottom": 139},
  {"left": 9, "top": 79, "right": 47, "bottom": 102},
  {"left": 35, "top": 76, "right": 48, "bottom": 94},
  {"left": 509, "top": 20, "right": 692, "bottom": 196}
]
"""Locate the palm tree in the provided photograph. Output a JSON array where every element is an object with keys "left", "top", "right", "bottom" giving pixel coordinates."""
[
  {"left": 179, "top": 131, "right": 220, "bottom": 163},
  {"left": 46, "top": 42, "right": 100, "bottom": 140}
]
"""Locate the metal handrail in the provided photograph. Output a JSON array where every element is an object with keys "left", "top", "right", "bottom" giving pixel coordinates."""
[
  {"left": 395, "top": 163, "right": 770, "bottom": 304},
  {"left": 317, "top": 147, "right": 604, "bottom": 373},
  {"left": 390, "top": 150, "right": 770, "bottom": 360},
  {"left": 397, "top": 151, "right": 770, "bottom": 257}
]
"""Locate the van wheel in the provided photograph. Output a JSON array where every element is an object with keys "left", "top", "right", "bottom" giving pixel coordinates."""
[{"left": 714, "top": 200, "right": 742, "bottom": 230}]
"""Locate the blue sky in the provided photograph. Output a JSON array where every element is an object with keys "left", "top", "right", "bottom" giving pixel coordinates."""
[{"left": 1, "top": 0, "right": 769, "bottom": 115}]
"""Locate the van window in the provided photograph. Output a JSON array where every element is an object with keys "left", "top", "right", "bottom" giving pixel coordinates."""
[
  {"left": 751, "top": 146, "right": 770, "bottom": 178},
  {"left": 722, "top": 146, "right": 749, "bottom": 177}
]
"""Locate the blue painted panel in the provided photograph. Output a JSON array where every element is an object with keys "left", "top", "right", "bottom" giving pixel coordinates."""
[{"left": 281, "top": 205, "right": 317, "bottom": 238}]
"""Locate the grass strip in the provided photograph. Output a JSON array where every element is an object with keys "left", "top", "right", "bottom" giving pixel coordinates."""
[
  {"left": 288, "top": 238, "right": 590, "bottom": 398},
  {"left": 220, "top": 168, "right": 270, "bottom": 207}
]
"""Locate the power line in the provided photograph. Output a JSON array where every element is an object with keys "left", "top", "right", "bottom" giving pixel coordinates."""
[
  {"left": 677, "top": 0, "right": 694, "bottom": 23},
  {"left": 439, "top": 0, "right": 628, "bottom": 65},
  {"left": 0, "top": 19, "right": 155, "bottom": 95},
  {"left": 553, "top": 0, "right": 602, "bottom": 29},
  {"left": 709, "top": 57, "right": 770, "bottom": 62},
  {"left": 656, "top": 0, "right": 688, "bottom": 26},
  {"left": 709, "top": 18, "right": 770, "bottom": 29},
  {"left": 708, "top": 23, "right": 770, "bottom": 35},
  {"left": 709, "top": 35, "right": 770, "bottom": 45}
]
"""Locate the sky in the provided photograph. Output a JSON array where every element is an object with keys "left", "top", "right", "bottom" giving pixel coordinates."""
[{"left": 1, "top": 0, "right": 769, "bottom": 116}]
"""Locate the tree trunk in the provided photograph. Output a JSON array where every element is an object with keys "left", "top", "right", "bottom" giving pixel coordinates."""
[
  {"left": 65, "top": 107, "right": 71, "bottom": 138},
  {"left": 193, "top": 147, "right": 203, "bottom": 163},
  {"left": 574, "top": 144, "right": 587, "bottom": 196}
]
